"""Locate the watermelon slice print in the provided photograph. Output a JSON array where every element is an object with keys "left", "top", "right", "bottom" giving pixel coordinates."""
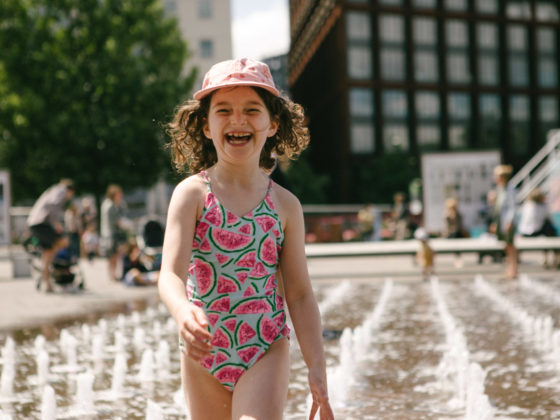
[
  {"left": 212, "top": 364, "right": 245, "bottom": 387},
  {"left": 215, "top": 349, "right": 230, "bottom": 365},
  {"left": 237, "top": 344, "right": 262, "bottom": 364},
  {"left": 195, "top": 221, "right": 210, "bottom": 240},
  {"left": 232, "top": 297, "right": 273, "bottom": 314},
  {"left": 223, "top": 317, "right": 237, "bottom": 332},
  {"left": 207, "top": 312, "right": 220, "bottom": 328},
  {"left": 208, "top": 295, "right": 230, "bottom": 312},
  {"left": 204, "top": 204, "right": 223, "bottom": 227},
  {"left": 235, "top": 251, "right": 256, "bottom": 268},
  {"left": 226, "top": 210, "right": 239, "bottom": 226},
  {"left": 257, "top": 315, "right": 279, "bottom": 344},
  {"left": 215, "top": 253, "right": 231, "bottom": 266},
  {"left": 236, "top": 271, "right": 249, "bottom": 284},
  {"left": 243, "top": 284, "right": 257, "bottom": 297},
  {"left": 255, "top": 215, "right": 277, "bottom": 233},
  {"left": 217, "top": 275, "right": 241, "bottom": 294},
  {"left": 238, "top": 222, "right": 254, "bottom": 235},
  {"left": 210, "top": 228, "right": 254, "bottom": 253},
  {"left": 236, "top": 321, "right": 257, "bottom": 345},
  {"left": 191, "top": 258, "right": 216, "bottom": 297},
  {"left": 211, "top": 327, "right": 232, "bottom": 348},
  {"left": 258, "top": 236, "right": 277, "bottom": 267},
  {"left": 249, "top": 262, "right": 268, "bottom": 278},
  {"left": 200, "top": 354, "right": 214, "bottom": 369}
]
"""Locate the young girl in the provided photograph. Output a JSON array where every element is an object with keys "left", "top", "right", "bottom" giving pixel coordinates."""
[{"left": 159, "top": 58, "right": 334, "bottom": 420}]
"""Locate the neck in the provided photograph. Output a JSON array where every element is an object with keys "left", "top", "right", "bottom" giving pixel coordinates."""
[{"left": 209, "top": 163, "right": 265, "bottom": 187}]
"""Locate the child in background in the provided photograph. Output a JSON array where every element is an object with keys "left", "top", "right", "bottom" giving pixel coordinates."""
[
  {"left": 81, "top": 222, "right": 99, "bottom": 261},
  {"left": 415, "top": 228, "right": 435, "bottom": 281},
  {"left": 159, "top": 58, "right": 333, "bottom": 419}
]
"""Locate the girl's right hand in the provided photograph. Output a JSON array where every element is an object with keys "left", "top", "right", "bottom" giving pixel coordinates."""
[{"left": 175, "top": 304, "right": 213, "bottom": 361}]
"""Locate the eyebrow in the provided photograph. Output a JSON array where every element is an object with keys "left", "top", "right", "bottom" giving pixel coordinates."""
[{"left": 211, "top": 100, "right": 265, "bottom": 108}]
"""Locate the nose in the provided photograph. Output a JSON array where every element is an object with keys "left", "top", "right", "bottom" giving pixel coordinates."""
[{"left": 230, "top": 110, "right": 246, "bottom": 126}]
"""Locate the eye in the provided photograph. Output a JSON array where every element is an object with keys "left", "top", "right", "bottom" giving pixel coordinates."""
[{"left": 246, "top": 108, "right": 261, "bottom": 114}]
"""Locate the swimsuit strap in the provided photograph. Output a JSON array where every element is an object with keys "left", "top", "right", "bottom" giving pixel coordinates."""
[{"left": 200, "top": 170, "right": 211, "bottom": 193}]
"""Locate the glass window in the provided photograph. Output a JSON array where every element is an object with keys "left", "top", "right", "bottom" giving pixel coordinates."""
[
  {"left": 198, "top": 0, "right": 213, "bottom": 18},
  {"left": 384, "top": 125, "right": 409, "bottom": 151},
  {"left": 415, "top": 92, "right": 440, "bottom": 119},
  {"left": 383, "top": 90, "right": 409, "bottom": 152},
  {"left": 346, "top": 12, "right": 373, "bottom": 80},
  {"left": 347, "top": 12, "right": 371, "bottom": 41},
  {"left": 351, "top": 125, "right": 375, "bottom": 153},
  {"left": 417, "top": 125, "right": 441, "bottom": 150},
  {"left": 477, "top": 23, "right": 498, "bottom": 49},
  {"left": 536, "top": 1, "right": 560, "bottom": 21},
  {"left": 507, "top": 1, "right": 532, "bottom": 19},
  {"left": 479, "top": 94, "right": 501, "bottom": 148},
  {"left": 539, "top": 96, "right": 559, "bottom": 142},
  {"left": 412, "top": 0, "right": 436, "bottom": 8},
  {"left": 381, "top": 49, "right": 406, "bottom": 81},
  {"left": 379, "top": 0, "right": 403, "bottom": 5},
  {"left": 478, "top": 57, "right": 499, "bottom": 85},
  {"left": 414, "top": 18, "right": 437, "bottom": 45},
  {"left": 446, "top": 20, "right": 468, "bottom": 47},
  {"left": 510, "top": 95, "right": 530, "bottom": 155},
  {"left": 414, "top": 51, "right": 439, "bottom": 82},
  {"left": 475, "top": 0, "right": 498, "bottom": 14},
  {"left": 537, "top": 28, "right": 558, "bottom": 88},
  {"left": 348, "top": 47, "right": 373, "bottom": 79},
  {"left": 448, "top": 93, "right": 471, "bottom": 149},
  {"left": 348, "top": 0, "right": 369, "bottom": 3},
  {"left": 445, "top": 0, "right": 467, "bottom": 11},
  {"left": 350, "top": 88, "right": 374, "bottom": 117},
  {"left": 199, "top": 40, "right": 213, "bottom": 58},
  {"left": 380, "top": 14, "right": 404, "bottom": 43},
  {"left": 383, "top": 90, "right": 408, "bottom": 118},
  {"left": 477, "top": 23, "right": 499, "bottom": 85},
  {"left": 508, "top": 25, "right": 529, "bottom": 87},
  {"left": 447, "top": 53, "right": 471, "bottom": 83}
]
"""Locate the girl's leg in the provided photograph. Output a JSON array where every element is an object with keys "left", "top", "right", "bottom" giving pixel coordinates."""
[
  {"left": 181, "top": 354, "right": 232, "bottom": 420},
  {"left": 232, "top": 338, "right": 290, "bottom": 420}
]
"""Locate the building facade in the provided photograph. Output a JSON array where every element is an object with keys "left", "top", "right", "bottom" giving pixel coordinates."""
[
  {"left": 289, "top": 0, "right": 560, "bottom": 203},
  {"left": 163, "top": 0, "right": 232, "bottom": 93}
]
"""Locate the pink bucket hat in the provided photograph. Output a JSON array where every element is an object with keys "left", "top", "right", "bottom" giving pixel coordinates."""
[{"left": 193, "top": 57, "right": 279, "bottom": 100}]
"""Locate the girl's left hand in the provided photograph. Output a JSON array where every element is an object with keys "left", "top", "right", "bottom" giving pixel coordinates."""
[{"left": 308, "top": 369, "right": 334, "bottom": 420}]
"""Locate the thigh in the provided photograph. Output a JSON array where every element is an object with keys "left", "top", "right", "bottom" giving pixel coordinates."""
[
  {"left": 232, "top": 338, "right": 290, "bottom": 420},
  {"left": 181, "top": 353, "right": 232, "bottom": 420}
]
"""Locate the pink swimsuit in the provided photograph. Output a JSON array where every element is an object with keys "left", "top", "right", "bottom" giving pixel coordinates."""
[{"left": 185, "top": 171, "right": 290, "bottom": 391}]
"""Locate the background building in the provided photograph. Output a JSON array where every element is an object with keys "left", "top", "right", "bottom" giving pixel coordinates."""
[
  {"left": 163, "top": 0, "right": 232, "bottom": 93},
  {"left": 289, "top": 0, "right": 560, "bottom": 203}
]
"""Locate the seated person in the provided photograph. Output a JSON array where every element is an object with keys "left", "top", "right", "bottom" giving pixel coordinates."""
[{"left": 121, "top": 239, "right": 159, "bottom": 286}]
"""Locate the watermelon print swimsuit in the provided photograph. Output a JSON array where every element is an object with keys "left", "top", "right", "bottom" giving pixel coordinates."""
[{"left": 184, "top": 171, "right": 290, "bottom": 391}]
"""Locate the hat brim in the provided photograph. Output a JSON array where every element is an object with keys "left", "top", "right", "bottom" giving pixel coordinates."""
[{"left": 193, "top": 81, "right": 279, "bottom": 100}]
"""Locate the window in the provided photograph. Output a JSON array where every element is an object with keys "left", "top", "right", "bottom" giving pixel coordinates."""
[
  {"left": 475, "top": 0, "right": 498, "bottom": 14},
  {"left": 506, "top": 1, "right": 532, "bottom": 19},
  {"left": 416, "top": 92, "right": 441, "bottom": 150},
  {"left": 537, "top": 28, "right": 558, "bottom": 87},
  {"left": 507, "top": 25, "right": 529, "bottom": 86},
  {"left": 413, "top": 17, "right": 438, "bottom": 82},
  {"left": 198, "top": 0, "right": 213, "bottom": 18},
  {"left": 446, "top": 20, "right": 471, "bottom": 83},
  {"left": 539, "top": 96, "right": 559, "bottom": 141},
  {"left": 510, "top": 95, "right": 530, "bottom": 155},
  {"left": 379, "top": 0, "right": 403, "bottom": 5},
  {"left": 380, "top": 14, "right": 406, "bottom": 81},
  {"left": 445, "top": 0, "right": 467, "bottom": 11},
  {"left": 448, "top": 93, "right": 471, "bottom": 149},
  {"left": 479, "top": 94, "right": 501, "bottom": 148},
  {"left": 536, "top": 0, "right": 559, "bottom": 21},
  {"left": 199, "top": 40, "right": 213, "bottom": 58},
  {"left": 412, "top": 0, "right": 436, "bottom": 8},
  {"left": 382, "top": 90, "right": 409, "bottom": 151},
  {"left": 350, "top": 88, "right": 375, "bottom": 154},
  {"left": 477, "top": 23, "right": 499, "bottom": 85},
  {"left": 346, "top": 12, "right": 373, "bottom": 80}
]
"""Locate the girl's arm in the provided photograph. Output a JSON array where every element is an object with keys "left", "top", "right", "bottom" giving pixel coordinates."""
[
  {"left": 158, "top": 177, "right": 213, "bottom": 361},
  {"left": 278, "top": 191, "right": 334, "bottom": 419}
]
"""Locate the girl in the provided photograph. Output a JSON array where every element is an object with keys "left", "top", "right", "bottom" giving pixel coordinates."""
[{"left": 159, "top": 58, "right": 334, "bottom": 420}]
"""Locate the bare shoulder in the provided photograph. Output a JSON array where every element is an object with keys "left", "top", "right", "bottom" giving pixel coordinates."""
[
  {"left": 168, "top": 173, "right": 206, "bottom": 215},
  {"left": 270, "top": 182, "right": 303, "bottom": 224}
]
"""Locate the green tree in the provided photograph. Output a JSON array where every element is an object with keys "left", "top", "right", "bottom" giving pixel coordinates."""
[{"left": 0, "top": 0, "right": 195, "bottom": 203}]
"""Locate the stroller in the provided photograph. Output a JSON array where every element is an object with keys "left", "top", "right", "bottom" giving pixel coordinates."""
[{"left": 23, "top": 234, "right": 85, "bottom": 291}]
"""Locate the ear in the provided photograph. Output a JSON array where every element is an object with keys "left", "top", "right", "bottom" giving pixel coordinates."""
[
  {"left": 267, "top": 118, "right": 279, "bottom": 138},
  {"left": 202, "top": 118, "right": 211, "bottom": 139}
]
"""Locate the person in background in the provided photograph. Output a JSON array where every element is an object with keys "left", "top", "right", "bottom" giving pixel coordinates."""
[
  {"left": 64, "top": 201, "right": 82, "bottom": 262},
  {"left": 81, "top": 221, "right": 100, "bottom": 262},
  {"left": 26, "top": 179, "right": 76, "bottom": 292},
  {"left": 518, "top": 187, "right": 559, "bottom": 268},
  {"left": 121, "top": 238, "right": 159, "bottom": 286},
  {"left": 415, "top": 227, "right": 435, "bottom": 281},
  {"left": 442, "top": 197, "right": 466, "bottom": 268},
  {"left": 391, "top": 192, "right": 410, "bottom": 240},
  {"left": 100, "top": 184, "right": 128, "bottom": 281},
  {"left": 489, "top": 165, "right": 518, "bottom": 279}
]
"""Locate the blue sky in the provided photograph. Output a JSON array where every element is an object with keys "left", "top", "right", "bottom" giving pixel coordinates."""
[{"left": 231, "top": 0, "right": 289, "bottom": 60}]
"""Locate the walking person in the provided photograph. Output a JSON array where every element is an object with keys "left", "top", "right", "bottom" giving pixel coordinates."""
[
  {"left": 159, "top": 58, "right": 334, "bottom": 419},
  {"left": 489, "top": 165, "right": 518, "bottom": 279},
  {"left": 26, "top": 179, "right": 75, "bottom": 292},
  {"left": 100, "top": 184, "right": 128, "bottom": 281}
]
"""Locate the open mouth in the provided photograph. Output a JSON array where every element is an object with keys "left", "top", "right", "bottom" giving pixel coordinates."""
[{"left": 226, "top": 132, "right": 252, "bottom": 145}]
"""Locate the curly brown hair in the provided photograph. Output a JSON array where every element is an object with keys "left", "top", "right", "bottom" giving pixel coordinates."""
[{"left": 167, "top": 87, "right": 310, "bottom": 174}]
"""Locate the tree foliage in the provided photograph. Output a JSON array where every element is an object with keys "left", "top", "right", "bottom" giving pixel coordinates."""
[{"left": 0, "top": 0, "right": 195, "bottom": 203}]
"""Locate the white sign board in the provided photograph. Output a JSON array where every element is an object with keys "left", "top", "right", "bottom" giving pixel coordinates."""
[
  {"left": 0, "top": 171, "right": 10, "bottom": 245},
  {"left": 421, "top": 151, "right": 501, "bottom": 233}
]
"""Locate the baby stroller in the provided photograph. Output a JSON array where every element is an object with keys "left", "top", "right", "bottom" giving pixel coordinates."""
[{"left": 23, "top": 235, "right": 85, "bottom": 291}]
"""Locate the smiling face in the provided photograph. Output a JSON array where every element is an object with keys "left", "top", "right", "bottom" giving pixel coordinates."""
[{"left": 203, "top": 86, "right": 278, "bottom": 166}]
